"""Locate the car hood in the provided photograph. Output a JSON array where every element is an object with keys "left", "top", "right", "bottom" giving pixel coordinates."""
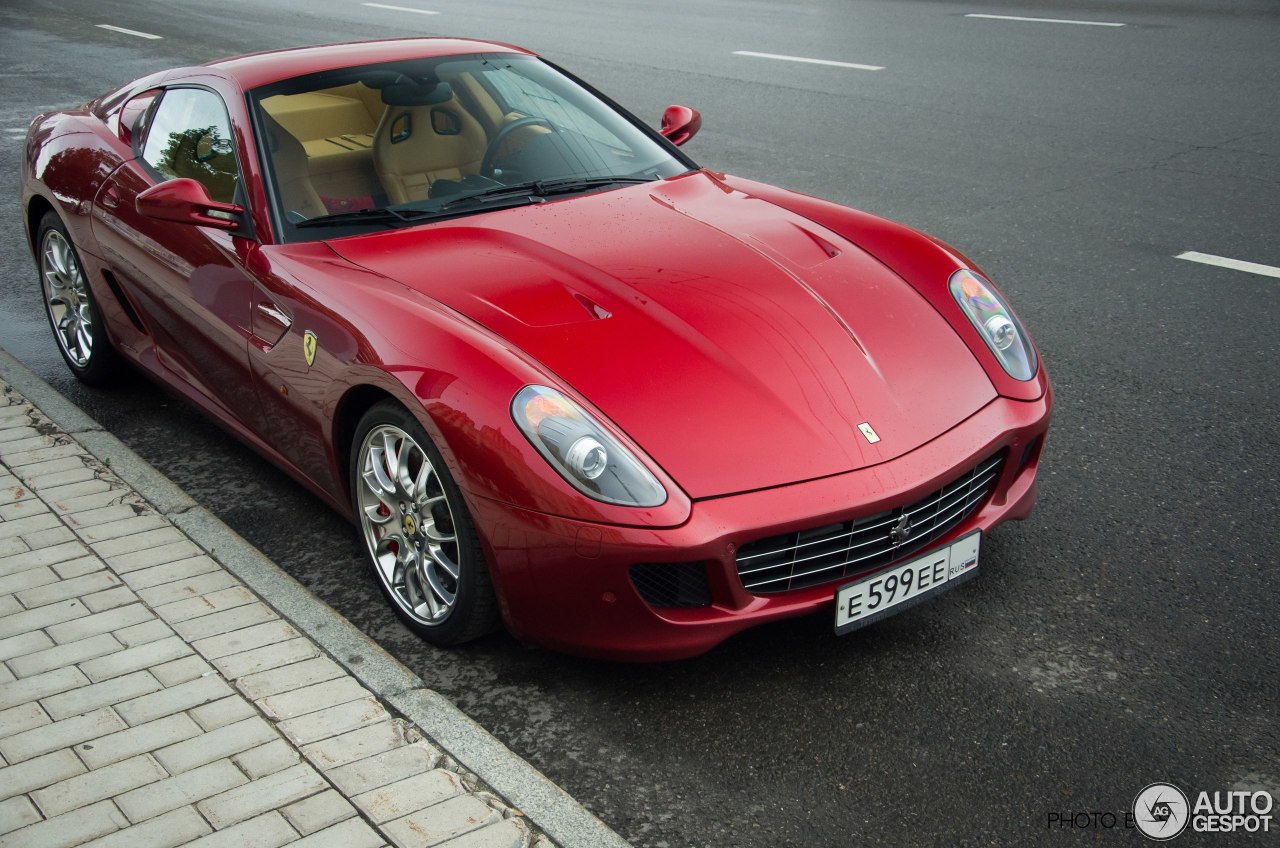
[{"left": 327, "top": 172, "right": 995, "bottom": 499}]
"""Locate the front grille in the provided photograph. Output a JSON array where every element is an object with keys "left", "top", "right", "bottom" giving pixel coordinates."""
[
  {"left": 630, "top": 562, "right": 712, "bottom": 608},
  {"left": 735, "top": 453, "right": 1004, "bottom": 594}
]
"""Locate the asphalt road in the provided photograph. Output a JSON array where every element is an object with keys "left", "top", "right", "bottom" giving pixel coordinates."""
[{"left": 2, "top": 1, "right": 1278, "bottom": 845}]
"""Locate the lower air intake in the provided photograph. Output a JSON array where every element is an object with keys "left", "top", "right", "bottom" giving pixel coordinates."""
[{"left": 630, "top": 561, "right": 712, "bottom": 608}]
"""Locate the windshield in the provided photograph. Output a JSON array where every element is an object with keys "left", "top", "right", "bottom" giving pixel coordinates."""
[{"left": 250, "top": 53, "right": 693, "bottom": 240}]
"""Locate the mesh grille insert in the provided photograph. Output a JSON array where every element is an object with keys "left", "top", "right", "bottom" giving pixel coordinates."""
[{"left": 630, "top": 561, "right": 712, "bottom": 608}]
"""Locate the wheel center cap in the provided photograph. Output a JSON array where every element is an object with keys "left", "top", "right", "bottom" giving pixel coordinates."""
[{"left": 402, "top": 513, "right": 418, "bottom": 537}]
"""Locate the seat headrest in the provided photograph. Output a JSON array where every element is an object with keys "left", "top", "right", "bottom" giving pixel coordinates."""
[{"left": 381, "top": 80, "right": 454, "bottom": 107}]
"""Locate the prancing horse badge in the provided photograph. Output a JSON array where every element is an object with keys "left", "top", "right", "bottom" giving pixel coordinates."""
[
  {"left": 302, "top": 330, "right": 318, "bottom": 367},
  {"left": 857, "top": 422, "right": 880, "bottom": 444}
]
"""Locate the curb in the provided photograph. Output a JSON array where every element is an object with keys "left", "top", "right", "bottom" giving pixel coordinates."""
[{"left": 0, "top": 346, "right": 630, "bottom": 848}]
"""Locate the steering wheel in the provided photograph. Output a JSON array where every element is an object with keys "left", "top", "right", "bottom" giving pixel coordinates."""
[{"left": 480, "top": 117, "right": 557, "bottom": 178}]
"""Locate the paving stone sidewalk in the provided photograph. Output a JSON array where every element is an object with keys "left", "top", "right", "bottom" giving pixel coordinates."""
[{"left": 0, "top": 378, "right": 550, "bottom": 848}]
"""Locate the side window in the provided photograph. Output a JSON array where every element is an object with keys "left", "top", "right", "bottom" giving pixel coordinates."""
[{"left": 141, "top": 88, "right": 240, "bottom": 204}]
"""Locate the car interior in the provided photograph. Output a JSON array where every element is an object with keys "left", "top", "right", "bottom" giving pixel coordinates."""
[
  {"left": 257, "top": 69, "right": 551, "bottom": 220},
  {"left": 245, "top": 52, "right": 691, "bottom": 235}
]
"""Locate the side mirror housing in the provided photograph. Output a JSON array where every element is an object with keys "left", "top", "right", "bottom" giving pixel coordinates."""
[
  {"left": 660, "top": 105, "right": 701, "bottom": 147},
  {"left": 136, "top": 178, "right": 243, "bottom": 231}
]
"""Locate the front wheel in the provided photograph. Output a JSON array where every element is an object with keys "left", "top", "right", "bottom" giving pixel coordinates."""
[
  {"left": 350, "top": 401, "right": 499, "bottom": 645},
  {"left": 36, "top": 211, "right": 117, "bottom": 384}
]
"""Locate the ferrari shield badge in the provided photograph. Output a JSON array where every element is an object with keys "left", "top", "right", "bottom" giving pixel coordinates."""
[
  {"left": 857, "top": 422, "right": 880, "bottom": 444},
  {"left": 302, "top": 330, "right": 318, "bottom": 367}
]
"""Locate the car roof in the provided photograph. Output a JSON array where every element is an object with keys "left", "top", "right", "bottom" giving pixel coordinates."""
[{"left": 203, "top": 37, "right": 533, "bottom": 89}]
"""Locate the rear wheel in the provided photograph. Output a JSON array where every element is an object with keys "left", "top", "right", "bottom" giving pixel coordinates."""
[
  {"left": 351, "top": 401, "right": 499, "bottom": 645},
  {"left": 36, "top": 211, "right": 117, "bottom": 384}
]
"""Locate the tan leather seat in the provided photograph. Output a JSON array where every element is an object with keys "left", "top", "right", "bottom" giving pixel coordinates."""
[
  {"left": 372, "top": 97, "right": 488, "bottom": 204},
  {"left": 260, "top": 113, "right": 327, "bottom": 220}
]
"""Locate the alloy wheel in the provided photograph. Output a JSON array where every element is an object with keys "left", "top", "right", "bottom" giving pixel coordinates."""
[
  {"left": 356, "top": 424, "right": 461, "bottom": 625},
  {"left": 40, "top": 229, "right": 95, "bottom": 368}
]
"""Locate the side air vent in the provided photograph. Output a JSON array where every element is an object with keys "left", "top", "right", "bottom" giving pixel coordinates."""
[{"left": 100, "top": 269, "right": 146, "bottom": 332}]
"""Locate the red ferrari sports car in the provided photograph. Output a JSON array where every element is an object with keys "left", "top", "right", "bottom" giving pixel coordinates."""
[{"left": 22, "top": 38, "right": 1050, "bottom": 660}]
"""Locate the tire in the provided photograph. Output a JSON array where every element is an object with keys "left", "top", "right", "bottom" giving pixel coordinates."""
[
  {"left": 36, "top": 211, "right": 118, "bottom": 385},
  {"left": 350, "top": 400, "right": 499, "bottom": 645}
]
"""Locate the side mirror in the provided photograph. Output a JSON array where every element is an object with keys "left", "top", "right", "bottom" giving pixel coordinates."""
[
  {"left": 660, "top": 105, "right": 701, "bottom": 147},
  {"left": 136, "top": 178, "right": 243, "bottom": 231}
]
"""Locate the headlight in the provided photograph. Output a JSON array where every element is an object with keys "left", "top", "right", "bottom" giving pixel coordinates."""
[
  {"left": 949, "top": 269, "right": 1037, "bottom": 381},
  {"left": 512, "top": 386, "right": 667, "bottom": 507}
]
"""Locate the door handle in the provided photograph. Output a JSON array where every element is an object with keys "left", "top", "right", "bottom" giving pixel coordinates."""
[
  {"left": 250, "top": 301, "right": 292, "bottom": 350},
  {"left": 101, "top": 187, "right": 121, "bottom": 209},
  {"left": 256, "top": 302, "right": 292, "bottom": 331}
]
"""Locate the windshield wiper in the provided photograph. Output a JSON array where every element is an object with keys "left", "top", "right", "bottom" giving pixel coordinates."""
[
  {"left": 295, "top": 206, "right": 433, "bottom": 229},
  {"left": 438, "top": 176, "right": 654, "bottom": 211},
  {"left": 295, "top": 176, "right": 655, "bottom": 228}
]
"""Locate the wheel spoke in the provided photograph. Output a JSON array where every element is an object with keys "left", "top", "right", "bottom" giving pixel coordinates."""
[
  {"left": 419, "top": 582, "right": 441, "bottom": 619},
  {"left": 56, "top": 237, "right": 73, "bottom": 278},
  {"left": 44, "top": 268, "right": 68, "bottom": 295},
  {"left": 389, "top": 558, "right": 407, "bottom": 592},
  {"left": 427, "top": 546, "right": 460, "bottom": 580},
  {"left": 363, "top": 500, "right": 394, "bottom": 524},
  {"left": 418, "top": 492, "right": 447, "bottom": 510},
  {"left": 396, "top": 442, "right": 416, "bottom": 494},
  {"left": 75, "top": 324, "right": 92, "bottom": 357},
  {"left": 422, "top": 518, "right": 454, "bottom": 545},
  {"left": 380, "top": 432, "right": 402, "bottom": 493},
  {"left": 59, "top": 318, "right": 79, "bottom": 351},
  {"left": 406, "top": 546, "right": 440, "bottom": 619},
  {"left": 411, "top": 459, "right": 432, "bottom": 502},
  {"left": 373, "top": 532, "right": 405, "bottom": 584},
  {"left": 365, "top": 449, "right": 395, "bottom": 496},
  {"left": 47, "top": 237, "right": 69, "bottom": 279},
  {"left": 424, "top": 562, "right": 457, "bottom": 606}
]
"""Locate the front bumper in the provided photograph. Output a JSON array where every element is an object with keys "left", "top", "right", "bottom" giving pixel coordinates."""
[{"left": 468, "top": 391, "right": 1050, "bottom": 661}]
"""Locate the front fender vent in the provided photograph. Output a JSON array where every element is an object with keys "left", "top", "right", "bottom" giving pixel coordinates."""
[{"left": 101, "top": 269, "right": 145, "bottom": 333}]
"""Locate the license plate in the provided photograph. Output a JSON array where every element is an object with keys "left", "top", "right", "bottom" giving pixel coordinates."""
[{"left": 834, "top": 531, "right": 981, "bottom": 634}]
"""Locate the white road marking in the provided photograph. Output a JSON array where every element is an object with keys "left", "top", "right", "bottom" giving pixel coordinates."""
[
  {"left": 96, "top": 24, "right": 163, "bottom": 39},
  {"left": 733, "top": 51, "right": 884, "bottom": 71},
  {"left": 1176, "top": 251, "right": 1280, "bottom": 280},
  {"left": 361, "top": 3, "right": 440, "bottom": 14},
  {"left": 964, "top": 13, "right": 1125, "bottom": 27}
]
